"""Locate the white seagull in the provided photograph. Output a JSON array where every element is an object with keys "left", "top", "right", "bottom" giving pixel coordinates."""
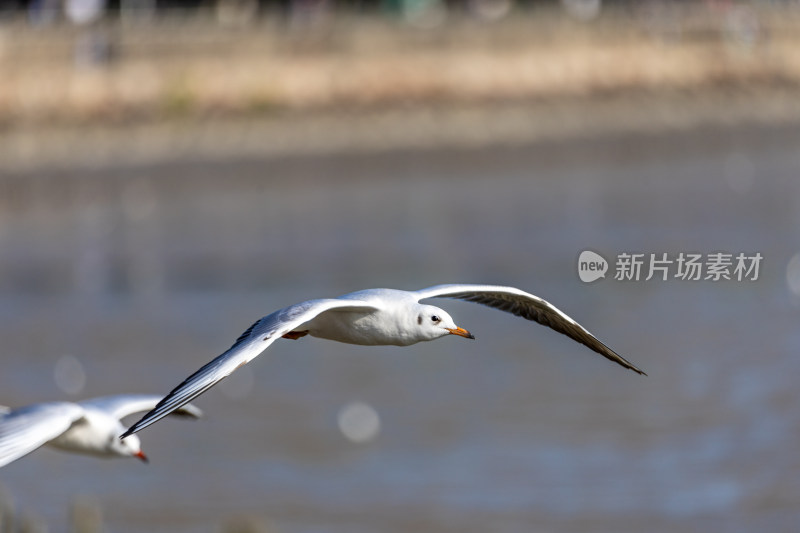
[
  {"left": 0, "top": 394, "right": 202, "bottom": 468},
  {"left": 123, "top": 284, "right": 645, "bottom": 438}
]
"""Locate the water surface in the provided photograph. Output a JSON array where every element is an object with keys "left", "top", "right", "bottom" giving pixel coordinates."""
[{"left": 1, "top": 123, "right": 799, "bottom": 532}]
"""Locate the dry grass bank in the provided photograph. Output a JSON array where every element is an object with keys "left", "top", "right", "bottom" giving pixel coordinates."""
[{"left": 1, "top": 5, "right": 800, "bottom": 167}]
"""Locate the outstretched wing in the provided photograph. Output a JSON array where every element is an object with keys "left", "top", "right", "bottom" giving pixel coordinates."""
[
  {"left": 0, "top": 403, "right": 85, "bottom": 468},
  {"left": 79, "top": 395, "right": 203, "bottom": 421},
  {"left": 414, "top": 284, "right": 646, "bottom": 375},
  {"left": 121, "top": 298, "right": 380, "bottom": 438}
]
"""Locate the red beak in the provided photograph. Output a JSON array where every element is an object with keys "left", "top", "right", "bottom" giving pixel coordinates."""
[{"left": 135, "top": 450, "right": 149, "bottom": 463}]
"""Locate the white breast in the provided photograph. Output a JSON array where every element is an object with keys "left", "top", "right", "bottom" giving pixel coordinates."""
[
  {"left": 306, "top": 310, "right": 419, "bottom": 346},
  {"left": 48, "top": 410, "right": 119, "bottom": 457}
]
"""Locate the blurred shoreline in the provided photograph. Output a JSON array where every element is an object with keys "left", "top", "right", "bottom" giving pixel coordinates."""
[{"left": 2, "top": 5, "right": 800, "bottom": 168}]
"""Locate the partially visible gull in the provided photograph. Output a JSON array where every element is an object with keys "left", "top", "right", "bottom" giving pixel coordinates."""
[
  {"left": 123, "top": 284, "right": 645, "bottom": 438},
  {"left": 0, "top": 394, "right": 202, "bottom": 467}
]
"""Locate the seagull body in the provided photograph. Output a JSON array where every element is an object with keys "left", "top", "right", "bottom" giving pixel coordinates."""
[
  {"left": 295, "top": 289, "right": 469, "bottom": 346},
  {"left": 123, "top": 284, "right": 645, "bottom": 439},
  {"left": 0, "top": 395, "right": 202, "bottom": 468}
]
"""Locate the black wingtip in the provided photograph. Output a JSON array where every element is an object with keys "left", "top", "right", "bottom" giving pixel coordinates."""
[
  {"left": 625, "top": 362, "right": 647, "bottom": 376},
  {"left": 120, "top": 424, "right": 140, "bottom": 440}
]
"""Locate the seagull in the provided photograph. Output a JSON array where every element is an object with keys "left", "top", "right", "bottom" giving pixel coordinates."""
[
  {"left": 0, "top": 394, "right": 202, "bottom": 468},
  {"left": 122, "top": 284, "right": 645, "bottom": 438}
]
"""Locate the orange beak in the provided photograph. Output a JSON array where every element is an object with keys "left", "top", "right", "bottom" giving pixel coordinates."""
[
  {"left": 135, "top": 450, "right": 149, "bottom": 463},
  {"left": 446, "top": 327, "right": 475, "bottom": 339}
]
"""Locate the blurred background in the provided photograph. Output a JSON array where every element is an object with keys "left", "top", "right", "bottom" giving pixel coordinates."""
[{"left": 2, "top": 0, "right": 800, "bottom": 532}]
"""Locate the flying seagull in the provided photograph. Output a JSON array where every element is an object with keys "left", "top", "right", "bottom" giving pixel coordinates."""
[
  {"left": 0, "top": 394, "right": 202, "bottom": 467},
  {"left": 123, "top": 284, "right": 645, "bottom": 438}
]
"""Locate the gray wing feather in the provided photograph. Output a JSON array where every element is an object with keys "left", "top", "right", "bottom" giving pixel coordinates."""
[
  {"left": 0, "top": 403, "right": 85, "bottom": 468},
  {"left": 79, "top": 395, "right": 203, "bottom": 421},
  {"left": 121, "top": 298, "right": 379, "bottom": 438},
  {"left": 415, "top": 284, "right": 646, "bottom": 375}
]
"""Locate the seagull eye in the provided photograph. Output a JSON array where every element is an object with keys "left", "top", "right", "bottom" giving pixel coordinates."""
[{"left": 431, "top": 315, "right": 441, "bottom": 323}]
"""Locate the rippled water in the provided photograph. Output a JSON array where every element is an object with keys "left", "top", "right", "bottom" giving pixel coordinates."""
[{"left": 1, "top": 122, "right": 799, "bottom": 533}]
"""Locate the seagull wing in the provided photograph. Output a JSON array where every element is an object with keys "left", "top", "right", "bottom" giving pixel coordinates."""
[
  {"left": 121, "top": 298, "right": 380, "bottom": 438},
  {"left": 414, "top": 284, "right": 645, "bottom": 375},
  {"left": 0, "top": 403, "right": 86, "bottom": 468},
  {"left": 79, "top": 395, "right": 203, "bottom": 422}
]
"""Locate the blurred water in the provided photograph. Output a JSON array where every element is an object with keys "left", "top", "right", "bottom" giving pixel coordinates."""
[{"left": 1, "top": 122, "right": 799, "bottom": 532}]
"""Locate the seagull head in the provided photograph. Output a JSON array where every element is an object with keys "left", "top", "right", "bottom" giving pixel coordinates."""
[
  {"left": 414, "top": 305, "right": 474, "bottom": 342},
  {"left": 116, "top": 433, "right": 148, "bottom": 463}
]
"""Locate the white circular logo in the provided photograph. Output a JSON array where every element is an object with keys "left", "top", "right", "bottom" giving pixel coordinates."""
[{"left": 578, "top": 251, "right": 608, "bottom": 283}]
